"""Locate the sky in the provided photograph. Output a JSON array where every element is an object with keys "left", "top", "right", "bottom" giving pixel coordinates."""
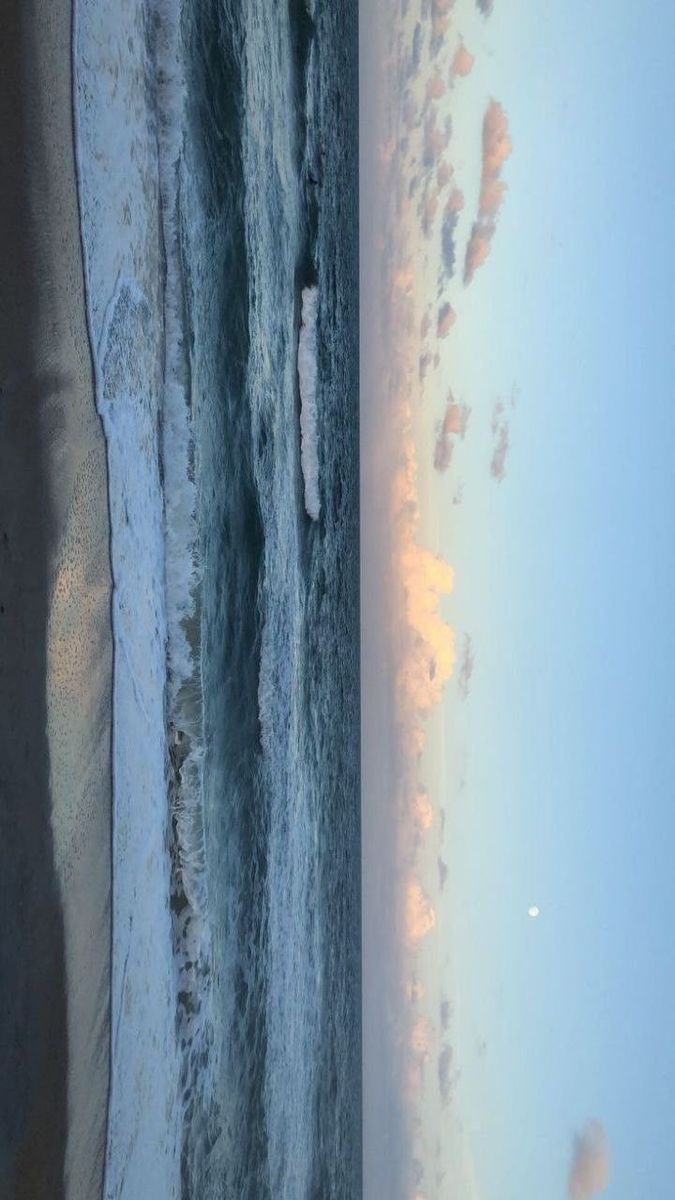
[{"left": 360, "top": 2, "right": 675, "bottom": 1197}]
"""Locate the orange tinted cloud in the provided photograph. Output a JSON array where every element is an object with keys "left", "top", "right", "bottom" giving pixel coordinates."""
[
  {"left": 434, "top": 395, "right": 470, "bottom": 471},
  {"left": 480, "top": 175, "right": 508, "bottom": 215},
  {"left": 451, "top": 44, "right": 475, "bottom": 78},
  {"left": 446, "top": 187, "right": 464, "bottom": 215},
  {"left": 443, "top": 397, "right": 470, "bottom": 436},
  {"left": 568, "top": 1122, "right": 610, "bottom": 1198},
  {"left": 464, "top": 222, "right": 496, "bottom": 282},
  {"left": 398, "top": 538, "right": 455, "bottom": 712},
  {"left": 405, "top": 879, "right": 437, "bottom": 943},
  {"left": 413, "top": 788, "right": 435, "bottom": 830},
  {"left": 426, "top": 71, "right": 447, "bottom": 102},
  {"left": 464, "top": 101, "right": 512, "bottom": 284},
  {"left": 411, "top": 1016, "right": 432, "bottom": 1056},
  {"left": 482, "top": 100, "right": 512, "bottom": 178}
]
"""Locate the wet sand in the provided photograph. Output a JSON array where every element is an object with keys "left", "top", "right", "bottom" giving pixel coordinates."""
[{"left": 0, "top": 1, "right": 112, "bottom": 1197}]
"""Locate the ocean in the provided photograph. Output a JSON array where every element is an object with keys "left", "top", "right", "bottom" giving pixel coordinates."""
[{"left": 73, "top": 0, "right": 360, "bottom": 1196}]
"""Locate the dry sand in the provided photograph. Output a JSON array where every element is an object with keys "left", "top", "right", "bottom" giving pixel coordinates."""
[{"left": 0, "top": 1, "right": 112, "bottom": 1196}]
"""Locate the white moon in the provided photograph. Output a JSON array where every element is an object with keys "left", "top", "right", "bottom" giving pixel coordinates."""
[{"left": 528, "top": 905, "right": 540, "bottom": 918}]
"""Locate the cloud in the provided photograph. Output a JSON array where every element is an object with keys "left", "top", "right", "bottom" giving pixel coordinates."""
[
  {"left": 426, "top": 70, "right": 447, "bottom": 102},
  {"left": 446, "top": 187, "right": 465, "bottom": 215},
  {"left": 411, "top": 1016, "right": 432, "bottom": 1057},
  {"left": 419, "top": 351, "right": 433, "bottom": 382},
  {"left": 568, "top": 1122, "right": 610, "bottom": 1198},
  {"left": 434, "top": 394, "right": 470, "bottom": 471},
  {"left": 420, "top": 186, "right": 440, "bottom": 238},
  {"left": 405, "top": 879, "right": 437, "bottom": 942},
  {"left": 451, "top": 44, "right": 475, "bottom": 79},
  {"left": 424, "top": 111, "right": 452, "bottom": 167},
  {"left": 412, "top": 1158, "right": 425, "bottom": 1188},
  {"left": 464, "top": 223, "right": 496, "bottom": 282},
  {"left": 441, "top": 212, "right": 459, "bottom": 279},
  {"left": 430, "top": 0, "right": 454, "bottom": 56},
  {"left": 396, "top": 537, "right": 455, "bottom": 713},
  {"left": 413, "top": 788, "right": 435, "bottom": 830},
  {"left": 485, "top": 415, "right": 506, "bottom": 480},
  {"left": 479, "top": 175, "right": 508, "bottom": 215},
  {"left": 463, "top": 101, "right": 512, "bottom": 284},
  {"left": 403, "top": 92, "right": 420, "bottom": 133},
  {"left": 438, "top": 1044, "right": 454, "bottom": 1104},
  {"left": 476, "top": 0, "right": 494, "bottom": 14},
  {"left": 480, "top": 100, "right": 512, "bottom": 194},
  {"left": 443, "top": 396, "right": 470, "bottom": 436},
  {"left": 457, "top": 633, "right": 474, "bottom": 698},
  {"left": 440, "top": 188, "right": 464, "bottom": 279},
  {"left": 434, "top": 433, "right": 454, "bottom": 473},
  {"left": 411, "top": 23, "right": 424, "bottom": 75},
  {"left": 439, "top": 998, "right": 452, "bottom": 1030},
  {"left": 406, "top": 977, "right": 425, "bottom": 1003},
  {"left": 437, "top": 302, "right": 456, "bottom": 338},
  {"left": 438, "top": 856, "right": 448, "bottom": 890}
]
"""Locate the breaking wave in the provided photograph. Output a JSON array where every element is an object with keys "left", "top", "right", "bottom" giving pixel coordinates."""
[{"left": 298, "top": 285, "right": 321, "bottom": 520}]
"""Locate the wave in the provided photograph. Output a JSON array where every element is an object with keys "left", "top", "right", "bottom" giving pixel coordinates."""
[
  {"left": 73, "top": 0, "right": 215, "bottom": 1193},
  {"left": 298, "top": 285, "right": 321, "bottom": 520}
]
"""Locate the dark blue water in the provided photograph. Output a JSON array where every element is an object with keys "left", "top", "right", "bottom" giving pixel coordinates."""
[{"left": 173, "top": 1, "right": 360, "bottom": 1195}]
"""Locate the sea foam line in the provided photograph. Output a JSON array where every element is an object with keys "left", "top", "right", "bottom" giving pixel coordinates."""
[
  {"left": 298, "top": 285, "right": 321, "bottom": 520},
  {"left": 73, "top": 0, "right": 216, "bottom": 1191}
]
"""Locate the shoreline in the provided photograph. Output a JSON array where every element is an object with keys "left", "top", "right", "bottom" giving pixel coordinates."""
[
  {"left": 0, "top": 0, "right": 114, "bottom": 1195},
  {"left": 69, "top": 0, "right": 116, "bottom": 1187}
]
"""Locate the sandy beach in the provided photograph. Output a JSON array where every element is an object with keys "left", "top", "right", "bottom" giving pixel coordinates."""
[{"left": 0, "top": 1, "right": 112, "bottom": 1197}]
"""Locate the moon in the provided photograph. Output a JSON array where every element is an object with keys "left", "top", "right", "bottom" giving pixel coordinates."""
[{"left": 528, "top": 905, "right": 540, "bottom": 918}]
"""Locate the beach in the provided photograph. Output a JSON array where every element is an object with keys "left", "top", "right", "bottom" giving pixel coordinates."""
[{"left": 0, "top": 1, "right": 112, "bottom": 1196}]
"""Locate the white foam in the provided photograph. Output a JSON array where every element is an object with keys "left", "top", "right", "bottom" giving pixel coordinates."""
[
  {"left": 298, "top": 285, "right": 321, "bottom": 520},
  {"left": 72, "top": 1, "right": 192, "bottom": 1196}
]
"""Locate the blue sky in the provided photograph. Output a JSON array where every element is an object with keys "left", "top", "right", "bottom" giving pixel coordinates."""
[
  {"left": 361, "top": 0, "right": 675, "bottom": 1196},
  {"left": 428, "top": 1, "right": 675, "bottom": 1196}
]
